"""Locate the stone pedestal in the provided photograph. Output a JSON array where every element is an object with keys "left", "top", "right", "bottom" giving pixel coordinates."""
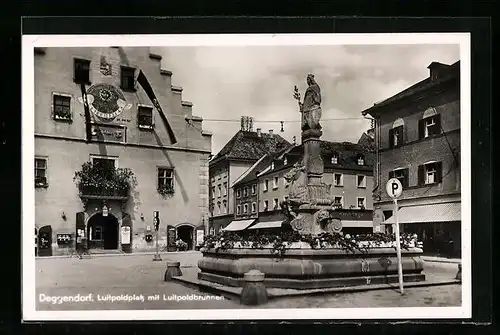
[
  {"left": 164, "top": 261, "right": 182, "bottom": 281},
  {"left": 240, "top": 270, "right": 268, "bottom": 305}
]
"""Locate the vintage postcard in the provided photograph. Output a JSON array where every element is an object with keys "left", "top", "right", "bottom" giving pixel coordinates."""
[{"left": 22, "top": 33, "right": 471, "bottom": 321}]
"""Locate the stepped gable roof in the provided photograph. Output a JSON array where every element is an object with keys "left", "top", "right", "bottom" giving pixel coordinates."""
[
  {"left": 211, "top": 130, "right": 291, "bottom": 163},
  {"left": 362, "top": 60, "right": 460, "bottom": 116}
]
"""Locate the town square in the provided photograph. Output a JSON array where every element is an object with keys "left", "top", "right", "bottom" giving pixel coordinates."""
[{"left": 24, "top": 34, "right": 468, "bottom": 318}]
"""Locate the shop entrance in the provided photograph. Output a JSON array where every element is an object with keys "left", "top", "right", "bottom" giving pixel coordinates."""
[
  {"left": 87, "top": 213, "right": 119, "bottom": 250},
  {"left": 176, "top": 225, "right": 194, "bottom": 251}
]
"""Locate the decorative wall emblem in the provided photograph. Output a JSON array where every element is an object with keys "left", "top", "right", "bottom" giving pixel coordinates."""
[
  {"left": 78, "top": 84, "right": 132, "bottom": 122},
  {"left": 100, "top": 55, "right": 112, "bottom": 76},
  {"left": 325, "top": 218, "right": 342, "bottom": 233}
]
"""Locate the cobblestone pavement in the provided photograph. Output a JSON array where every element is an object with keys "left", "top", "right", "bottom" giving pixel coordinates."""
[{"left": 34, "top": 252, "right": 461, "bottom": 311}]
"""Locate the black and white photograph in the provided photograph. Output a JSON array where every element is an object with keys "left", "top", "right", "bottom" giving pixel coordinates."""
[{"left": 22, "top": 33, "right": 471, "bottom": 321}]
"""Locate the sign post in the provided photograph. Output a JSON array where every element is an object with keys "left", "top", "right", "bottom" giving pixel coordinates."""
[
  {"left": 386, "top": 178, "right": 404, "bottom": 295},
  {"left": 153, "top": 211, "right": 162, "bottom": 261}
]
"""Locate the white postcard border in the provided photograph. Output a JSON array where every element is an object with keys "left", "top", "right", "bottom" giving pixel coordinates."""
[{"left": 22, "top": 33, "right": 472, "bottom": 321}]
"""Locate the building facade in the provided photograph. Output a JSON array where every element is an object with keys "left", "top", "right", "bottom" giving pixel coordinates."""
[
  {"left": 34, "top": 47, "right": 212, "bottom": 256},
  {"left": 230, "top": 139, "right": 375, "bottom": 234},
  {"left": 362, "top": 61, "right": 461, "bottom": 257},
  {"left": 208, "top": 124, "right": 291, "bottom": 233}
]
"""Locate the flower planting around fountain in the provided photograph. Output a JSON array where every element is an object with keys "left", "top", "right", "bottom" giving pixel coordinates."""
[{"left": 198, "top": 230, "right": 425, "bottom": 289}]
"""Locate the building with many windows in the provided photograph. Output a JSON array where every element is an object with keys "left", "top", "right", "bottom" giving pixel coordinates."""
[
  {"left": 34, "top": 47, "right": 212, "bottom": 256},
  {"left": 208, "top": 125, "right": 291, "bottom": 233},
  {"left": 229, "top": 138, "right": 375, "bottom": 234},
  {"left": 362, "top": 60, "right": 461, "bottom": 257}
]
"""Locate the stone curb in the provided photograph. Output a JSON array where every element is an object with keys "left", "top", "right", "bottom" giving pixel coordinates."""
[
  {"left": 35, "top": 250, "right": 201, "bottom": 260},
  {"left": 172, "top": 276, "right": 461, "bottom": 301},
  {"left": 422, "top": 257, "right": 461, "bottom": 264}
]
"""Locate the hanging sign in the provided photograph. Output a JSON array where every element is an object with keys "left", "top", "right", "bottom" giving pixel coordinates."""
[
  {"left": 102, "top": 205, "right": 109, "bottom": 217},
  {"left": 121, "top": 226, "right": 131, "bottom": 245}
]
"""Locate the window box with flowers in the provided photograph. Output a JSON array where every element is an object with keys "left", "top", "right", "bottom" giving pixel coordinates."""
[
  {"left": 157, "top": 167, "right": 175, "bottom": 197},
  {"left": 73, "top": 161, "right": 136, "bottom": 199}
]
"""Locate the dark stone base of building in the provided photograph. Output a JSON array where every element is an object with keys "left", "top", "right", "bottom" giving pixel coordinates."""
[{"left": 197, "top": 247, "right": 426, "bottom": 290}]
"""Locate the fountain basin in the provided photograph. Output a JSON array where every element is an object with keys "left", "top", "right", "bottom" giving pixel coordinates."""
[{"left": 198, "top": 247, "right": 425, "bottom": 289}]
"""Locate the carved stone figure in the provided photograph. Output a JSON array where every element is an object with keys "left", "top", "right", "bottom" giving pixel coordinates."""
[{"left": 296, "top": 74, "right": 322, "bottom": 132}]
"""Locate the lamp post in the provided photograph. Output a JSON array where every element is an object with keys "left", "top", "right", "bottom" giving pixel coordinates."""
[{"left": 153, "top": 211, "right": 162, "bottom": 261}]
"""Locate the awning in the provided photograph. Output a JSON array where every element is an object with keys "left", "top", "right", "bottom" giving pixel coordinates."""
[
  {"left": 221, "top": 219, "right": 256, "bottom": 232},
  {"left": 341, "top": 220, "right": 373, "bottom": 228},
  {"left": 248, "top": 220, "right": 283, "bottom": 230},
  {"left": 384, "top": 202, "right": 461, "bottom": 224}
]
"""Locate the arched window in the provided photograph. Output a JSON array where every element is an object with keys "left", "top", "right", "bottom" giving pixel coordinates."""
[
  {"left": 389, "top": 118, "right": 404, "bottom": 148},
  {"left": 419, "top": 107, "right": 441, "bottom": 139}
]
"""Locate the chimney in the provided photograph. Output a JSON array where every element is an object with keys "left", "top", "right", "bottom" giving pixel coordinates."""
[
  {"left": 256, "top": 128, "right": 262, "bottom": 137},
  {"left": 427, "top": 62, "right": 451, "bottom": 81},
  {"left": 269, "top": 129, "right": 274, "bottom": 134}
]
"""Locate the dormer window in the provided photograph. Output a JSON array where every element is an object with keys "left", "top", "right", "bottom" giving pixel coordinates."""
[
  {"left": 283, "top": 157, "right": 288, "bottom": 166},
  {"left": 271, "top": 162, "right": 275, "bottom": 170},
  {"left": 331, "top": 153, "right": 338, "bottom": 164},
  {"left": 357, "top": 155, "right": 365, "bottom": 166}
]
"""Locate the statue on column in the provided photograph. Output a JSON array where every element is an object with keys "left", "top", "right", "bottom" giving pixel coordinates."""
[{"left": 294, "top": 74, "right": 322, "bottom": 132}]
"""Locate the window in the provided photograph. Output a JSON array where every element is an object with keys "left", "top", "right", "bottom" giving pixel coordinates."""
[
  {"left": 389, "top": 168, "right": 409, "bottom": 188},
  {"left": 284, "top": 176, "right": 289, "bottom": 188},
  {"left": 283, "top": 157, "right": 288, "bottom": 165},
  {"left": 217, "top": 185, "right": 221, "bottom": 197},
  {"left": 271, "top": 162, "right": 275, "bottom": 170},
  {"left": 158, "top": 167, "right": 174, "bottom": 192},
  {"left": 419, "top": 113, "right": 441, "bottom": 139},
  {"left": 331, "top": 153, "right": 338, "bottom": 164},
  {"left": 223, "top": 200, "right": 227, "bottom": 214},
  {"left": 138, "top": 106, "right": 154, "bottom": 129},
  {"left": 273, "top": 176, "right": 279, "bottom": 189},
  {"left": 211, "top": 186, "right": 216, "bottom": 199},
  {"left": 217, "top": 202, "right": 221, "bottom": 215},
  {"left": 74, "top": 58, "right": 90, "bottom": 84},
  {"left": 357, "top": 175, "right": 366, "bottom": 188},
  {"left": 389, "top": 126, "right": 404, "bottom": 148},
  {"left": 357, "top": 197, "right": 366, "bottom": 209},
  {"left": 243, "top": 203, "right": 249, "bottom": 214},
  {"left": 243, "top": 187, "right": 248, "bottom": 197},
  {"left": 236, "top": 205, "right": 241, "bottom": 215},
  {"left": 92, "top": 157, "right": 116, "bottom": 170},
  {"left": 284, "top": 196, "right": 289, "bottom": 202},
  {"left": 223, "top": 182, "right": 228, "bottom": 196},
  {"left": 419, "top": 162, "right": 442, "bottom": 185},
  {"left": 236, "top": 189, "right": 241, "bottom": 198},
  {"left": 263, "top": 179, "right": 269, "bottom": 192},
  {"left": 120, "top": 66, "right": 136, "bottom": 91},
  {"left": 333, "top": 173, "right": 343, "bottom": 187},
  {"left": 35, "top": 158, "right": 48, "bottom": 187},
  {"left": 263, "top": 200, "right": 269, "bottom": 211},
  {"left": 273, "top": 198, "right": 279, "bottom": 209},
  {"left": 53, "top": 94, "right": 72, "bottom": 121},
  {"left": 357, "top": 155, "right": 365, "bottom": 166},
  {"left": 251, "top": 184, "right": 257, "bottom": 194},
  {"left": 251, "top": 202, "right": 257, "bottom": 213},
  {"left": 333, "top": 196, "right": 343, "bottom": 208}
]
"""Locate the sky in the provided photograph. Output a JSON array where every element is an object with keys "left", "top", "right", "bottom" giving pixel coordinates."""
[{"left": 158, "top": 44, "right": 460, "bottom": 156}]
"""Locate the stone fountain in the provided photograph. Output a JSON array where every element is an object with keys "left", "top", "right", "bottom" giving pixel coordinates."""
[{"left": 197, "top": 74, "right": 425, "bottom": 290}]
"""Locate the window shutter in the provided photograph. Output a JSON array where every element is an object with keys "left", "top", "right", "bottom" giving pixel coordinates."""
[
  {"left": 418, "top": 119, "right": 425, "bottom": 139},
  {"left": 418, "top": 165, "right": 425, "bottom": 186},
  {"left": 435, "top": 162, "right": 443, "bottom": 183},
  {"left": 403, "top": 168, "right": 409, "bottom": 188},
  {"left": 389, "top": 171, "right": 394, "bottom": 179},
  {"left": 388, "top": 128, "right": 394, "bottom": 149},
  {"left": 398, "top": 126, "right": 405, "bottom": 145},
  {"left": 434, "top": 113, "right": 442, "bottom": 135}
]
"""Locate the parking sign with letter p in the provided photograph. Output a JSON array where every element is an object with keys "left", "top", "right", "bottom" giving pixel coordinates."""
[{"left": 386, "top": 178, "right": 403, "bottom": 199}]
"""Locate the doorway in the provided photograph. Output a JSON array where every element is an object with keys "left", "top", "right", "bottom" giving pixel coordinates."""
[
  {"left": 87, "top": 213, "right": 119, "bottom": 250},
  {"left": 37, "top": 225, "right": 52, "bottom": 257},
  {"left": 176, "top": 225, "right": 194, "bottom": 251}
]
